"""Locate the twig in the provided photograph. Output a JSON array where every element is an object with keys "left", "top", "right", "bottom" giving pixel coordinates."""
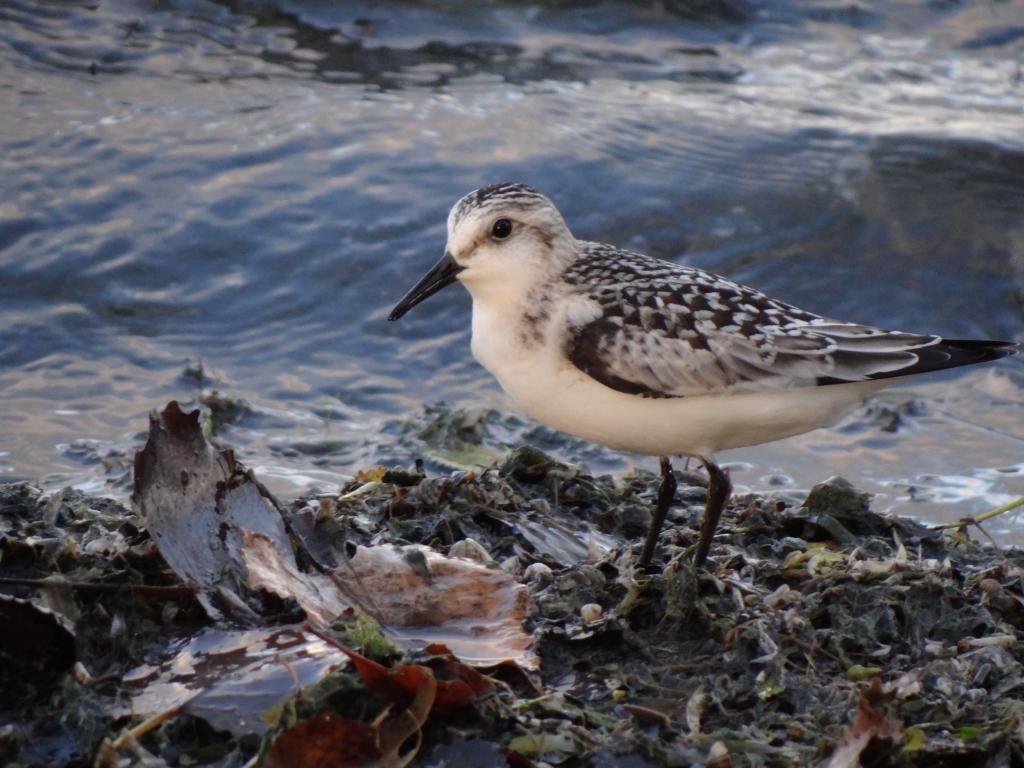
[
  {"left": 110, "top": 704, "right": 183, "bottom": 750},
  {"left": 930, "top": 496, "right": 1024, "bottom": 531},
  {"left": 304, "top": 622, "right": 348, "bottom": 651},
  {"left": 0, "top": 576, "right": 196, "bottom": 600}
]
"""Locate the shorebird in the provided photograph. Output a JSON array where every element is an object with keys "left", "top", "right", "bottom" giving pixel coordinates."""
[{"left": 389, "top": 182, "right": 1018, "bottom": 568}]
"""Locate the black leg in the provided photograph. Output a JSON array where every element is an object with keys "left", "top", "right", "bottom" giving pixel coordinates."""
[
  {"left": 693, "top": 459, "right": 731, "bottom": 569},
  {"left": 639, "top": 456, "right": 677, "bottom": 567}
]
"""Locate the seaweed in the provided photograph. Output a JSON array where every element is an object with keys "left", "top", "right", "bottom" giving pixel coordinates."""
[{"left": 1, "top": 402, "right": 1022, "bottom": 767}]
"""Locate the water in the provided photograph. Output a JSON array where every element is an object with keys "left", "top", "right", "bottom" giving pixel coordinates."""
[{"left": 2, "top": 0, "right": 1023, "bottom": 541}]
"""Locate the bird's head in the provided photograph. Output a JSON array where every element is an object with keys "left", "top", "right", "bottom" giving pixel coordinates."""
[{"left": 388, "top": 182, "right": 574, "bottom": 320}]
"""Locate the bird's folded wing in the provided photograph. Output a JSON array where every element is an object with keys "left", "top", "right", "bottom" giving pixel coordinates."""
[{"left": 564, "top": 281, "right": 1012, "bottom": 398}]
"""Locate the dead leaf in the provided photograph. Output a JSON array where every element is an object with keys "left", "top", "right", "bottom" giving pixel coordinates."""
[
  {"left": 308, "top": 630, "right": 493, "bottom": 716},
  {"left": 343, "top": 544, "right": 535, "bottom": 668},
  {"left": 823, "top": 678, "right": 903, "bottom": 768},
  {"left": 265, "top": 665, "right": 436, "bottom": 768},
  {"left": 264, "top": 711, "right": 379, "bottom": 768},
  {"left": 126, "top": 626, "right": 348, "bottom": 736},
  {"left": 421, "top": 643, "right": 495, "bottom": 712},
  {"left": 132, "top": 404, "right": 534, "bottom": 668},
  {"left": 132, "top": 402, "right": 296, "bottom": 619},
  {"left": 0, "top": 594, "right": 76, "bottom": 693},
  {"left": 239, "top": 530, "right": 349, "bottom": 624},
  {"left": 375, "top": 665, "right": 436, "bottom": 766}
]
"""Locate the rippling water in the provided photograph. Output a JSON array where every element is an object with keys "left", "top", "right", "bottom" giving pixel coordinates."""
[{"left": 2, "top": 0, "right": 1023, "bottom": 540}]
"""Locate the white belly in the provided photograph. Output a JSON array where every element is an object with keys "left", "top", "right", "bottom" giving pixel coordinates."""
[{"left": 470, "top": 302, "right": 885, "bottom": 458}]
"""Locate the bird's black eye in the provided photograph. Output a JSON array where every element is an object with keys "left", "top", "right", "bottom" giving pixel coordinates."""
[{"left": 491, "top": 218, "right": 513, "bottom": 239}]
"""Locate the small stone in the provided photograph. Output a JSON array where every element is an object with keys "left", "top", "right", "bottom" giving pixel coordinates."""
[
  {"left": 72, "top": 662, "right": 94, "bottom": 685},
  {"left": 678, "top": 486, "right": 708, "bottom": 503},
  {"left": 577, "top": 564, "right": 606, "bottom": 590},
  {"left": 556, "top": 571, "right": 589, "bottom": 592},
  {"left": 614, "top": 503, "right": 651, "bottom": 537},
  {"left": 802, "top": 476, "right": 870, "bottom": 519},
  {"left": 580, "top": 603, "right": 602, "bottom": 623},
  {"left": 978, "top": 578, "right": 1002, "bottom": 595},
  {"left": 449, "top": 538, "right": 493, "bottom": 564},
  {"left": 524, "top": 562, "right": 553, "bottom": 585},
  {"left": 705, "top": 741, "right": 731, "bottom": 768},
  {"left": 499, "top": 446, "right": 556, "bottom": 481},
  {"left": 499, "top": 556, "right": 522, "bottom": 575}
]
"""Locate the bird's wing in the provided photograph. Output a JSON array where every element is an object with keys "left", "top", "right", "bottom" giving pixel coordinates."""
[{"left": 563, "top": 261, "right": 1014, "bottom": 398}]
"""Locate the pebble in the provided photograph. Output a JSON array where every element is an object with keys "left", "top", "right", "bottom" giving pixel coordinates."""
[
  {"left": 449, "top": 537, "right": 493, "bottom": 564},
  {"left": 580, "top": 603, "right": 603, "bottom": 623},
  {"left": 524, "top": 562, "right": 553, "bottom": 585}
]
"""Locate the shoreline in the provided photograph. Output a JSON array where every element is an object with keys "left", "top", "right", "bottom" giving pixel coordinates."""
[{"left": 1, "top": 403, "right": 1022, "bottom": 767}]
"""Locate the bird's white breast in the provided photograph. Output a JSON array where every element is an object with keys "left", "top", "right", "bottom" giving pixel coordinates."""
[{"left": 468, "top": 289, "right": 885, "bottom": 458}]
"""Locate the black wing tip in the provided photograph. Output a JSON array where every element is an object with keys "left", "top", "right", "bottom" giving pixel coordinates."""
[
  {"left": 947, "top": 338, "right": 1020, "bottom": 349},
  {"left": 818, "top": 338, "right": 1019, "bottom": 386},
  {"left": 929, "top": 338, "right": 1020, "bottom": 366}
]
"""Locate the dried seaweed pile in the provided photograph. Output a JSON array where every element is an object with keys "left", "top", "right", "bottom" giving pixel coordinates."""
[
  {"left": 1, "top": 403, "right": 1023, "bottom": 768},
  {"left": 321, "top": 446, "right": 1024, "bottom": 766}
]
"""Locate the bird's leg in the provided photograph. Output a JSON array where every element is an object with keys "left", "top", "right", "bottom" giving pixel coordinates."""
[
  {"left": 693, "top": 458, "right": 731, "bottom": 569},
  {"left": 639, "top": 456, "right": 677, "bottom": 567}
]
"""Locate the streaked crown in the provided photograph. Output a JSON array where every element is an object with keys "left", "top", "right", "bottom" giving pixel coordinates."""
[
  {"left": 449, "top": 182, "right": 552, "bottom": 229},
  {"left": 447, "top": 181, "right": 573, "bottom": 254}
]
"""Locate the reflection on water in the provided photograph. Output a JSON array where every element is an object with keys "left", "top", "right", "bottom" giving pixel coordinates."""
[{"left": 1, "top": 0, "right": 1022, "bottom": 539}]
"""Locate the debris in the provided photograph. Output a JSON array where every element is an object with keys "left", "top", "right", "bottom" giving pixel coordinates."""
[
  {"left": 307, "top": 628, "right": 495, "bottom": 716},
  {"left": 265, "top": 666, "right": 434, "bottom": 768},
  {"left": 125, "top": 626, "right": 349, "bottom": 737},
  {"left": 132, "top": 401, "right": 307, "bottom": 620},
  {"left": 823, "top": 678, "right": 903, "bottom": 768},
  {"left": 449, "top": 537, "right": 495, "bottom": 564},
  {"left": 339, "top": 544, "right": 534, "bottom": 668},
  {"left": 0, "top": 594, "right": 76, "bottom": 695},
  {"left": 1, "top": 402, "right": 1023, "bottom": 767},
  {"left": 130, "top": 403, "right": 535, "bottom": 667}
]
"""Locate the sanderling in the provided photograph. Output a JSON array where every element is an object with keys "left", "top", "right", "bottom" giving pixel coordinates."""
[{"left": 389, "top": 182, "right": 1018, "bottom": 568}]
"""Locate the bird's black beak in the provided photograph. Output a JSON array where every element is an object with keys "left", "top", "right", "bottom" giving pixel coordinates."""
[{"left": 388, "top": 252, "right": 465, "bottom": 321}]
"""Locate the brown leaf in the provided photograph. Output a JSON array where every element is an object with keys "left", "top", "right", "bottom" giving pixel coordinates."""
[
  {"left": 265, "top": 712, "right": 378, "bottom": 768},
  {"left": 376, "top": 665, "right": 436, "bottom": 767},
  {"left": 420, "top": 643, "right": 495, "bottom": 713},
  {"left": 824, "top": 678, "right": 903, "bottom": 768},
  {"left": 265, "top": 665, "right": 437, "bottom": 768},
  {"left": 310, "top": 631, "right": 491, "bottom": 716},
  {"left": 132, "top": 402, "right": 296, "bottom": 618}
]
